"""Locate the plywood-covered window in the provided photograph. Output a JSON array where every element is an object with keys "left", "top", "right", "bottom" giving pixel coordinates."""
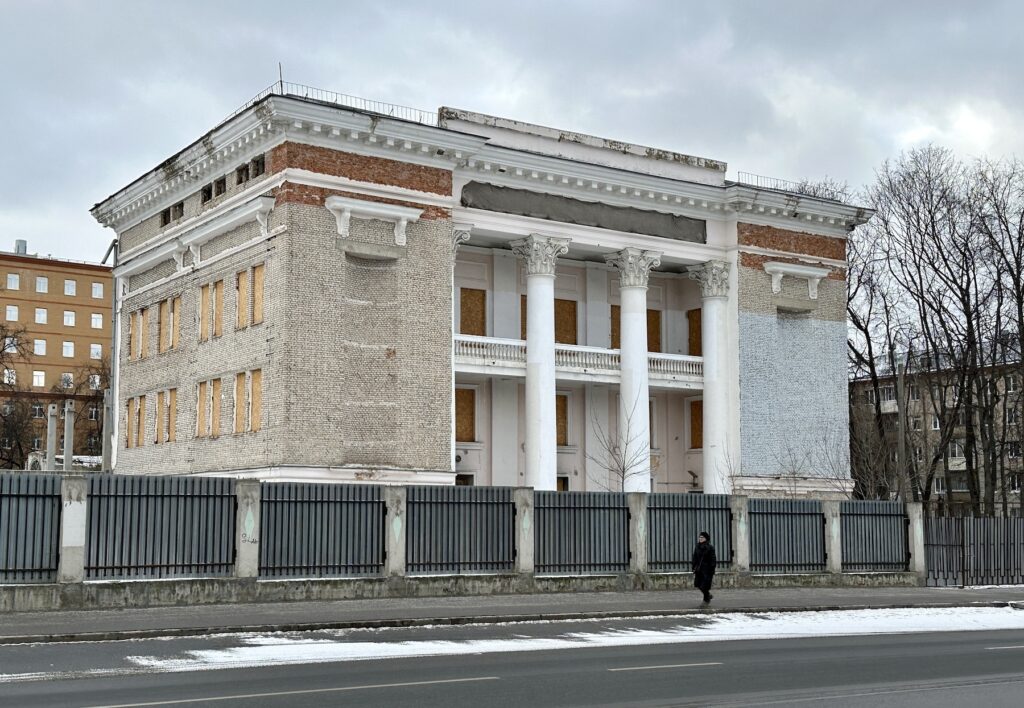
[
  {"left": 126, "top": 398, "right": 136, "bottom": 448},
  {"left": 520, "top": 296, "right": 578, "bottom": 344},
  {"left": 155, "top": 391, "right": 165, "bottom": 444},
  {"left": 250, "top": 369, "right": 262, "bottom": 432},
  {"left": 690, "top": 399, "right": 703, "bottom": 450},
  {"left": 234, "top": 372, "right": 246, "bottom": 434},
  {"left": 158, "top": 300, "right": 170, "bottom": 352},
  {"left": 135, "top": 396, "right": 146, "bottom": 448},
  {"left": 210, "top": 378, "right": 222, "bottom": 438},
  {"left": 212, "top": 280, "right": 224, "bottom": 338},
  {"left": 455, "top": 387, "right": 476, "bottom": 442},
  {"left": 199, "top": 285, "right": 211, "bottom": 343},
  {"left": 556, "top": 393, "right": 569, "bottom": 447},
  {"left": 459, "top": 288, "right": 486, "bottom": 336},
  {"left": 127, "top": 312, "right": 135, "bottom": 360},
  {"left": 233, "top": 369, "right": 263, "bottom": 433},
  {"left": 610, "top": 306, "right": 662, "bottom": 352},
  {"left": 167, "top": 388, "right": 177, "bottom": 442},
  {"left": 196, "top": 381, "right": 208, "bottom": 438},
  {"left": 252, "top": 264, "right": 265, "bottom": 325},
  {"left": 139, "top": 308, "right": 150, "bottom": 359},
  {"left": 236, "top": 269, "right": 250, "bottom": 330},
  {"left": 687, "top": 308, "right": 702, "bottom": 357},
  {"left": 171, "top": 296, "right": 181, "bottom": 349}
]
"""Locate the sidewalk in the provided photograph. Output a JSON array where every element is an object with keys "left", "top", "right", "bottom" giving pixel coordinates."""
[{"left": 2, "top": 585, "right": 1023, "bottom": 644}]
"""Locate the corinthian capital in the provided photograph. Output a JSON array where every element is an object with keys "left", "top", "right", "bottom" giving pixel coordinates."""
[
  {"left": 605, "top": 248, "right": 662, "bottom": 289},
  {"left": 689, "top": 260, "right": 730, "bottom": 299},
  {"left": 509, "top": 234, "right": 571, "bottom": 276}
]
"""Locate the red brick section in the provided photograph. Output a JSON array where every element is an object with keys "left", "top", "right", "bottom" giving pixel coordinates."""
[
  {"left": 738, "top": 223, "right": 847, "bottom": 262},
  {"left": 274, "top": 183, "right": 450, "bottom": 220},
  {"left": 740, "top": 252, "right": 846, "bottom": 281},
  {"left": 268, "top": 142, "right": 452, "bottom": 196}
]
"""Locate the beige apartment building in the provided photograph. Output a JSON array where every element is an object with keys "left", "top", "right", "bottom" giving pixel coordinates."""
[{"left": 0, "top": 241, "right": 113, "bottom": 465}]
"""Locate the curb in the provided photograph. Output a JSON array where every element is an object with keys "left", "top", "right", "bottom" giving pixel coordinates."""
[{"left": 2, "top": 600, "right": 1021, "bottom": 645}]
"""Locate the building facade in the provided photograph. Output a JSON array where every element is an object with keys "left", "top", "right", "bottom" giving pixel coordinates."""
[
  {"left": 0, "top": 241, "right": 113, "bottom": 466},
  {"left": 92, "top": 85, "right": 869, "bottom": 496}
]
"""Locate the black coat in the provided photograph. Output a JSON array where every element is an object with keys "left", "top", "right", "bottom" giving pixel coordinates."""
[{"left": 692, "top": 542, "right": 717, "bottom": 586}]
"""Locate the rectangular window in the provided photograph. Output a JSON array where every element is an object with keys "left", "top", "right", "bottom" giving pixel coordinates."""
[
  {"left": 196, "top": 381, "right": 208, "bottom": 438},
  {"left": 251, "top": 154, "right": 266, "bottom": 178},
  {"left": 91, "top": 313, "right": 102, "bottom": 329},
  {"left": 90, "top": 343, "right": 102, "bottom": 360},
  {"left": 201, "top": 184, "right": 213, "bottom": 204},
  {"left": 250, "top": 369, "right": 262, "bottom": 432},
  {"left": 910, "top": 416, "right": 922, "bottom": 431},
  {"left": 5, "top": 305, "right": 17, "bottom": 322},
  {"left": 1007, "top": 441, "right": 1021, "bottom": 459},
  {"left": 126, "top": 398, "right": 135, "bottom": 448},
  {"left": 647, "top": 309, "right": 662, "bottom": 353},
  {"left": 63, "top": 310, "right": 75, "bottom": 327},
  {"left": 6, "top": 273, "right": 19, "bottom": 290},
  {"left": 36, "top": 276, "right": 48, "bottom": 293},
  {"left": 555, "top": 393, "right": 569, "bottom": 446},
  {"left": 155, "top": 390, "right": 165, "bottom": 444},
  {"left": 61, "top": 372, "right": 73, "bottom": 389},
  {"left": 880, "top": 385, "right": 896, "bottom": 402},
  {"left": 89, "top": 374, "right": 101, "bottom": 390},
  {"left": 2, "top": 336, "right": 14, "bottom": 353},
  {"left": 459, "top": 288, "right": 486, "bottom": 336},
  {"left": 171, "top": 201, "right": 184, "bottom": 221},
  {"left": 236, "top": 269, "right": 250, "bottom": 330},
  {"left": 136, "top": 395, "right": 145, "bottom": 448},
  {"left": 35, "top": 307, "right": 46, "bottom": 324},
  {"left": 2, "top": 368, "right": 15, "bottom": 385},
  {"left": 213, "top": 280, "right": 223, "bottom": 337},
  {"left": 211, "top": 378, "right": 222, "bottom": 438},
  {"left": 168, "top": 388, "right": 177, "bottom": 442},
  {"left": 933, "top": 477, "right": 945, "bottom": 494},
  {"left": 32, "top": 404, "right": 44, "bottom": 419},
  {"left": 252, "top": 264, "right": 264, "bottom": 324},
  {"left": 687, "top": 308, "right": 702, "bottom": 357},
  {"left": 234, "top": 372, "right": 246, "bottom": 434},
  {"left": 455, "top": 387, "right": 476, "bottom": 442},
  {"left": 1008, "top": 408, "right": 1020, "bottom": 426},
  {"left": 140, "top": 307, "right": 149, "bottom": 358},
  {"left": 235, "top": 163, "right": 250, "bottom": 185},
  {"left": 690, "top": 399, "right": 703, "bottom": 449},
  {"left": 1002, "top": 375, "right": 1016, "bottom": 393},
  {"left": 213, "top": 176, "right": 227, "bottom": 197},
  {"left": 932, "top": 415, "right": 941, "bottom": 431},
  {"left": 88, "top": 404, "right": 100, "bottom": 421},
  {"left": 158, "top": 299, "right": 170, "bottom": 352},
  {"left": 199, "top": 284, "right": 210, "bottom": 342},
  {"left": 521, "top": 295, "right": 577, "bottom": 344},
  {"left": 949, "top": 440, "right": 965, "bottom": 459},
  {"left": 171, "top": 296, "right": 181, "bottom": 349},
  {"left": 64, "top": 279, "right": 76, "bottom": 296},
  {"left": 32, "top": 371, "right": 44, "bottom": 387},
  {"left": 908, "top": 384, "right": 920, "bottom": 401},
  {"left": 92, "top": 282, "right": 103, "bottom": 299},
  {"left": 234, "top": 369, "right": 262, "bottom": 433},
  {"left": 62, "top": 341, "right": 74, "bottom": 358}
]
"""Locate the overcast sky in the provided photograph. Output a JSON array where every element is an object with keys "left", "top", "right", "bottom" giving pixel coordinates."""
[{"left": 2, "top": 1, "right": 1021, "bottom": 261}]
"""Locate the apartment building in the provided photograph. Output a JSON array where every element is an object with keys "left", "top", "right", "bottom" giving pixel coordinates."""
[
  {"left": 92, "top": 83, "right": 870, "bottom": 496},
  {"left": 0, "top": 241, "right": 113, "bottom": 465}
]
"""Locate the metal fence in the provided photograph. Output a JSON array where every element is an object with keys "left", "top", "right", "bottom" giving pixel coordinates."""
[
  {"left": 406, "top": 486, "right": 515, "bottom": 574},
  {"left": 260, "top": 483, "right": 385, "bottom": 578},
  {"left": 840, "top": 501, "right": 909, "bottom": 572},
  {"left": 535, "top": 491, "right": 629, "bottom": 574},
  {"left": 925, "top": 516, "right": 1024, "bottom": 587},
  {"left": 749, "top": 499, "right": 826, "bottom": 573},
  {"left": 648, "top": 494, "right": 732, "bottom": 572},
  {"left": 0, "top": 473, "right": 61, "bottom": 584},
  {"left": 85, "top": 475, "right": 236, "bottom": 580}
]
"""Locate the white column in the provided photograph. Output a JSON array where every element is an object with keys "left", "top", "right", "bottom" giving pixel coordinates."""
[
  {"left": 689, "top": 260, "right": 731, "bottom": 494},
  {"left": 451, "top": 225, "right": 472, "bottom": 474},
  {"left": 510, "top": 234, "right": 570, "bottom": 490},
  {"left": 606, "top": 248, "right": 661, "bottom": 493}
]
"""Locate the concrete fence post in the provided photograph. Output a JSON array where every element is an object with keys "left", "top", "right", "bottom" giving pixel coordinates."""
[
  {"left": 234, "top": 480, "right": 261, "bottom": 578},
  {"left": 63, "top": 399, "right": 75, "bottom": 472},
  {"left": 45, "top": 404, "right": 58, "bottom": 471},
  {"left": 906, "top": 502, "right": 927, "bottom": 581},
  {"left": 384, "top": 487, "right": 407, "bottom": 577},
  {"left": 101, "top": 389, "right": 113, "bottom": 472},
  {"left": 627, "top": 492, "right": 648, "bottom": 573},
  {"left": 823, "top": 500, "right": 843, "bottom": 574},
  {"left": 729, "top": 495, "right": 750, "bottom": 572},
  {"left": 514, "top": 487, "right": 535, "bottom": 575},
  {"left": 58, "top": 475, "right": 88, "bottom": 584}
]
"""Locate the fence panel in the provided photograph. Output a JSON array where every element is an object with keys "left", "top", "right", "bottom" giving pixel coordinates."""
[
  {"left": 406, "top": 486, "right": 515, "bottom": 574},
  {"left": 964, "top": 517, "right": 1024, "bottom": 586},
  {"left": 85, "top": 475, "right": 235, "bottom": 580},
  {"left": 535, "top": 491, "right": 629, "bottom": 574},
  {"left": 749, "top": 498, "right": 826, "bottom": 573},
  {"left": 924, "top": 516, "right": 964, "bottom": 586},
  {"left": 0, "top": 473, "right": 61, "bottom": 584},
  {"left": 259, "top": 483, "right": 384, "bottom": 578},
  {"left": 840, "top": 500, "right": 909, "bottom": 572},
  {"left": 647, "top": 494, "right": 732, "bottom": 572}
]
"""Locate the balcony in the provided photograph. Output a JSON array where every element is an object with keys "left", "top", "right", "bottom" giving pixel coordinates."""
[{"left": 454, "top": 334, "right": 703, "bottom": 390}]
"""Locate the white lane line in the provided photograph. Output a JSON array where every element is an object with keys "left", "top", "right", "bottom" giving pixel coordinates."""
[
  {"left": 84, "top": 676, "right": 501, "bottom": 708},
  {"left": 986, "top": 645, "right": 1024, "bottom": 650},
  {"left": 608, "top": 661, "right": 723, "bottom": 672},
  {"left": 727, "top": 677, "right": 1024, "bottom": 706}
]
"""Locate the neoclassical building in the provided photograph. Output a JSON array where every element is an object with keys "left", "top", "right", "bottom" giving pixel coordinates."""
[{"left": 92, "top": 84, "right": 869, "bottom": 496}]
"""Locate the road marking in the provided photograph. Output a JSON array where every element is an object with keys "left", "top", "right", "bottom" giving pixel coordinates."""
[
  {"left": 84, "top": 676, "right": 501, "bottom": 707},
  {"left": 986, "top": 645, "right": 1024, "bottom": 650},
  {"left": 727, "top": 676, "right": 1024, "bottom": 706},
  {"left": 608, "top": 661, "right": 723, "bottom": 672}
]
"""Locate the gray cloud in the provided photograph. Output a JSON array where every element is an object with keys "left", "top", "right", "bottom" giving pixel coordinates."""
[{"left": 1, "top": 0, "right": 1021, "bottom": 259}]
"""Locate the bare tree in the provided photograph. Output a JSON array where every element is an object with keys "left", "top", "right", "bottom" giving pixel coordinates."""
[{"left": 585, "top": 393, "right": 650, "bottom": 492}]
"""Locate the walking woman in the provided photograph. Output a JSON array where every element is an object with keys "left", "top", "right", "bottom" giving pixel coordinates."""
[{"left": 692, "top": 531, "right": 717, "bottom": 607}]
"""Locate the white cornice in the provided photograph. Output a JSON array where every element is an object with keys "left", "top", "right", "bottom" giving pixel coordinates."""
[
  {"left": 734, "top": 244, "right": 847, "bottom": 269},
  {"left": 325, "top": 196, "right": 424, "bottom": 246},
  {"left": 763, "top": 261, "right": 833, "bottom": 299}
]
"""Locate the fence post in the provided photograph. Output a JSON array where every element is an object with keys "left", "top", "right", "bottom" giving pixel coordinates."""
[
  {"left": 906, "top": 502, "right": 927, "bottom": 581},
  {"left": 45, "top": 404, "right": 58, "bottom": 471},
  {"left": 729, "top": 495, "right": 750, "bottom": 572},
  {"left": 823, "top": 501, "right": 842, "bottom": 574},
  {"left": 234, "top": 480, "right": 261, "bottom": 578},
  {"left": 63, "top": 400, "right": 76, "bottom": 472},
  {"left": 384, "top": 486, "right": 407, "bottom": 577},
  {"left": 514, "top": 487, "right": 535, "bottom": 575},
  {"left": 628, "top": 492, "right": 648, "bottom": 573},
  {"left": 57, "top": 475, "right": 87, "bottom": 584}
]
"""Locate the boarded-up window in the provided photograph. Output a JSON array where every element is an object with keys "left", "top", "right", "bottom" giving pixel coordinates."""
[
  {"left": 126, "top": 398, "right": 136, "bottom": 448},
  {"left": 455, "top": 387, "right": 476, "bottom": 442},
  {"left": 168, "top": 388, "right": 177, "bottom": 442},
  {"left": 520, "top": 295, "right": 578, "bottom": 344},
  {"left": 171, "top": 296, "right": 182, "bottom": 349},
  {"left": 234, "top": 372, "right": 246, "bottom": 434},
  {"left": 236, "top": 270, "right": 250, "bottom": 330},
  {"left": 460, "top": 288, "right": 486, "bottom": 336},
  {"left": 687, "top": 308, "right": 702, "bottom": 357},
  {"left": 556, "top": 393, "right": 569, "bottom": 446},
  {"left": 140, "top": 308, "right": 150, "bottom": 359},
  {"left": 127, "top": 313, "right": 135, "bottom": 360},
  {"left": 212, "top": 280, "right": 224, "bottom": 338},
  {"left": 557, "top": 477, "right": 569, "bottom": 492},
  {"left": 158, "top": 300, "right": 170, "bottom": 352},
  {"left": 197, "top": 381, "right": 208, "bottom": 437},
  {"left": 210, "top": 378, "right": 222, "bottom": 438},
  {"left": 252, "top": 264, "right": 265, "bottom": 325},
  {"left": 690, "top": 399, "right": 703, "bottom": 450},
  {"left": 251, "top": 369, "right": 262, "bottom": 432},
  {"left": 155, "top": 391, "right": 165, "bottom": 444},
  {"left": 136, "top": 396, "right": 146, "bottom": 448},
  {"left": 199, "top": 285, "right": 210, "bottom": 342},
  {"left": 611, "top": 306, "right": 662, "bottom": 352}
]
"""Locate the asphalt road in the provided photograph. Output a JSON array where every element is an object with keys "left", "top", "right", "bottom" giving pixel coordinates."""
[{"left": 2, "top": 614, "right": 1024, "bottom": 707}]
